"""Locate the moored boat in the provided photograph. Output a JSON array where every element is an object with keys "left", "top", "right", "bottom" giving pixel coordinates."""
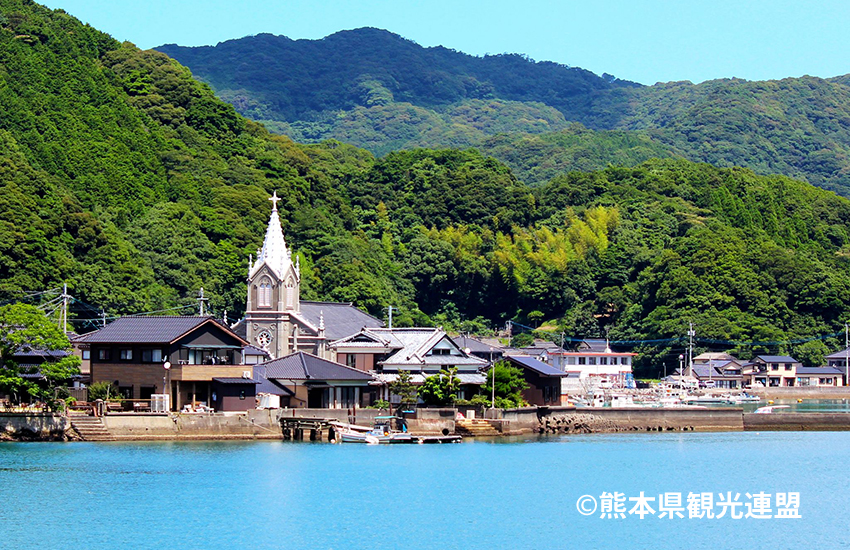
[{"left": 335, "top": 417, "right": 413, "bottom": 444}]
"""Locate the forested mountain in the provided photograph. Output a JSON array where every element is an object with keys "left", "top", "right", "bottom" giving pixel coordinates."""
[
  {"left": 158, "top": 31, "right": 850, "bottom": 195},
  {"left": 4, "top": 1, "right": 850, "bottom": 374}
]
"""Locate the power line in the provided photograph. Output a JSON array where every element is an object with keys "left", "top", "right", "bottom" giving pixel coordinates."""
[{"left": 510, "top": 318, "right": 846, "bottom": 348}]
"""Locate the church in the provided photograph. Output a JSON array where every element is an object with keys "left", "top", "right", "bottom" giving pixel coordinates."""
[{"left": 231, "top": 192, "right": 383, "bottom": 359}]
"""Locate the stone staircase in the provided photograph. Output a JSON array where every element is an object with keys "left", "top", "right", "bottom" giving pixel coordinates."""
[
  {"left": 70, "top": 414, "right": 115, "bottom": 441},
  {"left": 455, "top": 419, "right": 501, "bottom": 437}
]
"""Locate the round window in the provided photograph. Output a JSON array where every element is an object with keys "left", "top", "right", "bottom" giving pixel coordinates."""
[{"left": 257, "top": 330, "right": 272, "bottom": 348}]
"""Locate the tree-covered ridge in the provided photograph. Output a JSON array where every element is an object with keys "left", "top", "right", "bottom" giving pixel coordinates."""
[
  {"left": 4, "top": 1, "right": 850, "bottom": 375},
  {"left": 593, "top": 76, "right": 850, "bottom": 196},
  {"left": 156, "top": 29, "right": 634, "bottom": 123},
  {"left": 157, "top": 31, "right": 850, "bottom": 196}
]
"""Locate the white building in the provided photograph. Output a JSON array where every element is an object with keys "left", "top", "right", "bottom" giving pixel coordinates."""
[{"left": 558, "top": 339, "right": 636, "bottom": 392}]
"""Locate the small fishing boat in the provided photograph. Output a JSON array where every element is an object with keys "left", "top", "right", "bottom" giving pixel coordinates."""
[
  {"left": 335, "top": 417, "right": 413, "bottom": 444},
  {"left": 753, "top": 405, "right": 791, "bottom": 414}
]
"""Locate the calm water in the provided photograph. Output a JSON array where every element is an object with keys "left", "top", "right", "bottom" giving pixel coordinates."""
[{"left": 1, "top": 432, "right": 848, "bottom": 549}]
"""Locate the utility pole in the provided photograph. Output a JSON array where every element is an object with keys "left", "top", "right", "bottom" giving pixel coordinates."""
[
  {"left": 101, "top": 310, "right": 107, "bottom": 328},
  {"left": 59, "top": 282, "right": 70, "bottom": 333},
  {"left": 387, "top": 306, "right": 398, "bottom": 329},
  {"left": 687, "top": 322, "right": 695, "bottom": 379},
  {"left": 844, "top": 321, "right": 850, "bottom": 386},
  {"left": 197, "top": 287, "right": 209, "bottom": 316}
]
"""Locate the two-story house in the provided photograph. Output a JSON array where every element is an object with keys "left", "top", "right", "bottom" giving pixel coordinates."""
[
  {"left": 330, "top": 327, "right": 488, "bottom": 402},
  {"left": 743, "top": 355, "right": 801, "bottom": 387},
  {"left": 73, "top": 315, "right": 251, "bottom": 410}
]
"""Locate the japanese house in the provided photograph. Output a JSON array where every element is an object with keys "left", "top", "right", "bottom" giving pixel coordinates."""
[
  {"left": 73, "top": 315, "right": 249, "bottom": 410},
  {"left": 330, "top": 327, "right": 488, "bottom": 402},
  {"left": 254, "top": 351, "right": 376, "bottom": 408},
  {"left": 503, "top": 355, "right": 567, "bottom": 406}
]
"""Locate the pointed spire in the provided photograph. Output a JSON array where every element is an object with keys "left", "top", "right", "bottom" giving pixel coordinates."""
[
  {"left": 250, "top": 191, "right": 291, "bottom": 279},
  {"left": 319, "top": 310, "right": 325, "bottom": 332}
]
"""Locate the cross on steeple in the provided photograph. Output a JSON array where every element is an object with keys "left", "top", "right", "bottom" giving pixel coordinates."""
[{"left": 269, "top": 190, "right": 281, "bottom": 211}]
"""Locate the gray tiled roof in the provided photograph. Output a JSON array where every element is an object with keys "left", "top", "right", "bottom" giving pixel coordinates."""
[
  {"left": 252, "top": 364, "right": 295, "bottom": 396},
  {"left": 691, "top": 364, "right": 741, "bottom": 379},
  {"left": 825, "top": 348, "right": 850, "bottom": 359},
  {"left": 796, "top": 366, "right": 844, "bottom": 375},
  {"left": 74, "top": 316, "right": 245, "bottom": 345},
  {"left": 243, "top": 344, "right": 270, "bottom": 357},
  {"left": 299, "top": 301, "right": 383, "bottom": 340},
  {"left": 212, "top": 377, "right": 260, "bottom": 384},
  {"left": 263, "top": 351, "right": 374, "bottom": 381},
  {"left": 754, "top": 355, "right": 798, "bottom": 363},
  {"left": 332, "top": 327, "right": 486, "bottom": 370},
  {"left": 506, "top": 355, "right": 568, "bottom": 377},
  {"left": 453, "top": 335, "right": 501, "bottom": 353}
]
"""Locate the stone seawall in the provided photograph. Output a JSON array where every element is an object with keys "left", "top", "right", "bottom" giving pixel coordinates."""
[
  {"left": 498, "top": 406, "right": 745, "bottom": 434},
  {"left": 0, "top": 414, "right": 68, "bottom": 440}
]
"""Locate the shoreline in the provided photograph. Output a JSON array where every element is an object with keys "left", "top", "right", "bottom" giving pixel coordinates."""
[{"left": 3, "top": 404, "right": 850, "bottom": 442}]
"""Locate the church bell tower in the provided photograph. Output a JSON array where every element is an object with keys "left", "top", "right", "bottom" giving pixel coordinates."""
[{"left": 245, "top": 191, "right": 301, "bottom": 359}]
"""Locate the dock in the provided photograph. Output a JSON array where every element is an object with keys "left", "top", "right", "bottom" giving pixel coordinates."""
[{"left": 412, "top": 435, "right": 462, "bottom": 444}]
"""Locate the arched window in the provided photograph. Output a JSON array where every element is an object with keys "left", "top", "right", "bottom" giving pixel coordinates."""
[
  {"left": 259, "top": 277, "right": 272, "bottom": 307},
  {"left": 285, "top": 279, "right": 295, "bottom": 309}
]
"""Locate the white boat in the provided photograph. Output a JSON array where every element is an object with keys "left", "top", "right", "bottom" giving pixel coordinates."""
[
  {"left": 753, "top": 405, "right": 791, "bottom": 414},
  {"left": 335, "top": 417, "right": 413, "bottom": 444},
  {"left": 726, "top": 393, "right": 761, "bottom": 404}
]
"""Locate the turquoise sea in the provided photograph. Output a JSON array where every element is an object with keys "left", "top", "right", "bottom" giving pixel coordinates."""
[{"left": 1, "top": 432, "right": 848, "bottom": 549}]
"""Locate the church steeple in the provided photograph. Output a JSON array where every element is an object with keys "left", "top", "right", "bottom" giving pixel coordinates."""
[{"left": 249, "top": 191, "right": 293, "bottom": 280}]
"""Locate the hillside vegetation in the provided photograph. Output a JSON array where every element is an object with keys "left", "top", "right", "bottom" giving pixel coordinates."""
[
  {"left": 158, "top": 30, "right": 850, "bottom": 195},
  {"left": 3, "top": 1, "right": 850, "bottom": 373}
]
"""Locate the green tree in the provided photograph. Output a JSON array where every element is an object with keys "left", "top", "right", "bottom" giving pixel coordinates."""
[
  {"left": 418, "top": 367, "right": 460, "bottom": 407},
  {"left": 0, "top": 304, "right": 81, "bottom": 407},
  {"left": 793, "top": 340, "right": 829, "bottom": 368},
  {"left": 484, "top": 361, "right": 529, "bottom": 408},
  {"left": 388, "top": 369, "right": 417, "bottom": 410}
]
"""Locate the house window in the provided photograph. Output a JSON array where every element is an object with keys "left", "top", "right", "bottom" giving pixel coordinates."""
[
  {"left": 600, "top": 357, "right": 608, "bottom": 365},
  {"left": 784, "top": 365, "right": 792, "bottom": 371},
  {"left": 622, "top": 357, "right": 630, "bottom": 366},
  {"left": 431, "top": 349, "right": 451, "bottom": 356},
  {"left": 258, "top": 277, "right": 272, "bottom": 307},
  {"left": 141, "top": 349, "right": 164, "bottom": 363},
  {"left": 345, "top": 354, "right": 356, "bottom": 368},
  {"left": 98, "top": 349, "right": 110, "bottom": 361},
  {"left": 589, "top": 357, "right": 597, "bottom": 365},
  {"left": 771, "top": 363, "right": 779, "bottom": 370},
  {"left": 611, "top": 357, "right": 618, "bottom": 365},
  {"left": 578, "top": 357, "right": 586, "bottom": 365},
  {"left": 82, "top": 350, "right": 90, "bottom": 360},
  {"left": 567, "top": 357, "right": 576, "bottom": 365},
  {"left": 120, "top": 349, "right": 133, "bottom": 361}
]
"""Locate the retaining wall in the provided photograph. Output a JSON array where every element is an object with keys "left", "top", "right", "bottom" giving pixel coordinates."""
[
  {"left": 0, "top": 414, "right": 68, "bottom": 440},
  {"left": 744, "top": 412, "right": 850, "bottom": 431},
  {"left": 102, "top": 409, "right": 283, "bottom": 440},
  {"left": 409, "top": 408, "right": 456, "bottom": 435},
  {"left": 496, "top": 406, "right": 745, "bottom": 433}
]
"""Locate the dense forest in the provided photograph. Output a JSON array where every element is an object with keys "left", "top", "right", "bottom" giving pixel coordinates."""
[
  {"left": 3, "top": 1, "right": 850, "bottom": 375},
  {"left": 158, "top": 30, "right": 850, "bottom": 196}
]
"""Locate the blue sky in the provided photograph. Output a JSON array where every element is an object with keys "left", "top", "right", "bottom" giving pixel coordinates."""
[{"left": 42, "top": 0, "right": 850, "bottom": 85}]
